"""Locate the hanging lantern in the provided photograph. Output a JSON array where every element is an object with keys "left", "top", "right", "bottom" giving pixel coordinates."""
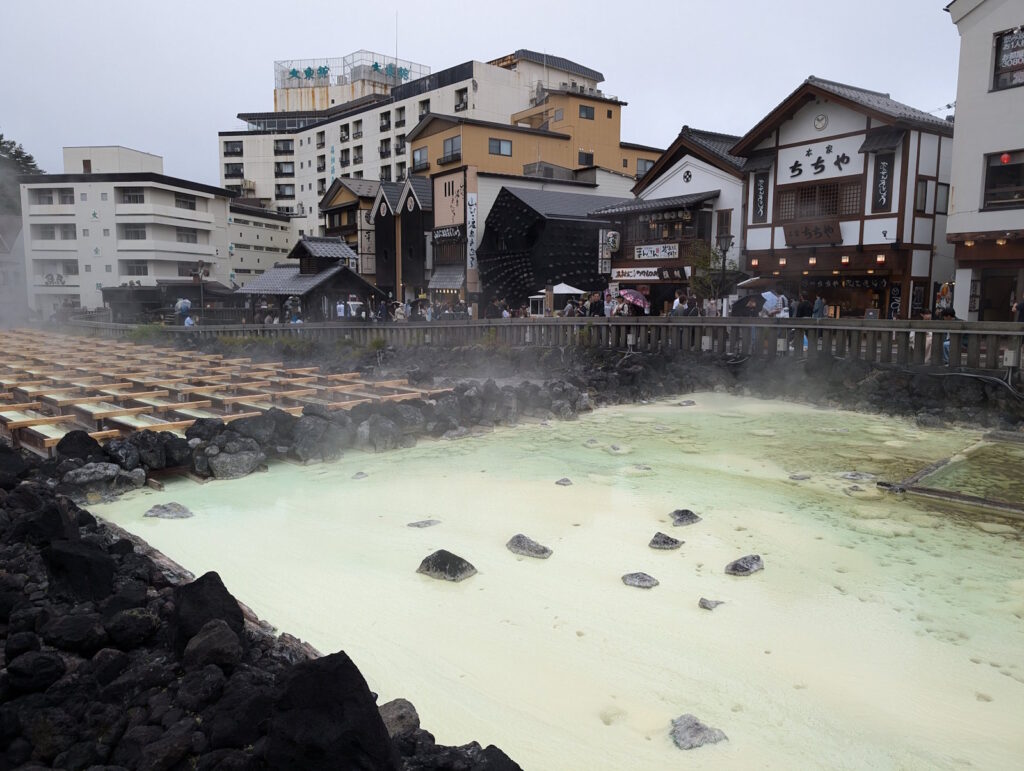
[{"left": 1001, "top": 152, "right": 1012, "bottom": 165}]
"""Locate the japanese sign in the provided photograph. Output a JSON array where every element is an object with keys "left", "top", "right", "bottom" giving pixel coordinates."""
[
  {"left": 782, "top": 218, "right": 842, "bottom": 246},
  {"left": 778, "top": 136, "right": 861, "bottom": 183},
  {"left": 634, "top": 243, "right": 679, "bottom": 260},
  {"left": 612, "top": 267, "right": 661, "bottom": 280},
  {"left": 466, "top": 193, "right": 478, "bottom": 271},
  {"left": 372, "top": 62, "right": 411, "bottom": 81},
  {"left": 431, "top": 226, "right": 464, "bottom": 242},
  {"left": 800, "top": 276, "right": 888, "bottom": 290},
  {"left": 288, "top": 65, "right": 330, "bottom": 81},
  {"left": 872, "top": 152, "right": 895, "bottom": 213},
  {"left": 752, "top": 172, "right": 770, "bottom": 224}
]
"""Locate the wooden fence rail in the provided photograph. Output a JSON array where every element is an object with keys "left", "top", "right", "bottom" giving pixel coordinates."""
[{"left": 65, "top": 317, "right": 1024, "bottom": 372}]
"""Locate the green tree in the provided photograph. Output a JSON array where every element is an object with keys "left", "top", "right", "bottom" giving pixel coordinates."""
[
  {"left": 0, "top": 132, "right": 44, "bottom": 215},
  {"left": 685, "top": 239, "right": 740, "bottom": 305}
]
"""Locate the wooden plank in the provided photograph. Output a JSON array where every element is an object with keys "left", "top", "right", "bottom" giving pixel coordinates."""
[
  {"left": 2, "top": 413, "right": 77, "bottom": 430},
  {"left": 0, "top": 402, "right": 43, "bottom": 412}
]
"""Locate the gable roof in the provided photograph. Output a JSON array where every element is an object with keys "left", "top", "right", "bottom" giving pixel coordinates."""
[
  {"left": 235, "top": 262, "right": 384, "bottom": 298},
  {"left": 398, "top": 175, "right": 432, "bottom": 212},
  {"left": 319, "top": 177, "right": 381, "bottom": 212},
  {"left": 731, "top": 75, "right": 954, "bottom": 156},
  {"left": 287, "top": 236, "right": 357, "bottom": 262},
  {"left": 371, "top": 181, "right": 406, "bottom": 216},
  {"left": 502, "top": 188, "right": 629, "bottom": 222},
  {"left": 632, "top": 126, "right": 744, "bottom": 195},
  {"left": 405, "top": 113, "right": 571, "bottom": 143}
]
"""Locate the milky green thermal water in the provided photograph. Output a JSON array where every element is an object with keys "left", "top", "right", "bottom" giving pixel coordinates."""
[{"left": 95, "top": 393, "right": 1024, "bottom": 770}]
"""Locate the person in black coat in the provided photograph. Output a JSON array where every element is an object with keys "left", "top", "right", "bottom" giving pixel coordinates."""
[{"left": 588, "top": 292, "right": 605, "bottom": 316}]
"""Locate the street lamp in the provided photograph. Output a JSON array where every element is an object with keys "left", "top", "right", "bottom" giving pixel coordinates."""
[{"left": 716, "top": 232, "right": 734, "bottom": 317}]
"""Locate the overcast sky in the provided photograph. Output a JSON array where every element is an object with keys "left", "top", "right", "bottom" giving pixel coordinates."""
[{"left": 2, "top": 0, "right": 960, "bottom": 185}]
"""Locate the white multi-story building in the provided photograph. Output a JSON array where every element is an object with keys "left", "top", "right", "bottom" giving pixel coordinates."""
[
  {"left": 218, "top": 49, "right": 606, "bottom": 237},
  {"left": 226, "top": 202, "right": 295, "bottom": 287},
  {"left": 946, "top": 0, "right": 1024, "bottom": 321},
  {"left": 20, "top": 147, "right": 235, "bottom": 315}
]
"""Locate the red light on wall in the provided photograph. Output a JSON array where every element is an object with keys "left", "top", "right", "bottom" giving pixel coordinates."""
[{"left": 1001, "top": 152, "right": 1012, "bottom": 164}]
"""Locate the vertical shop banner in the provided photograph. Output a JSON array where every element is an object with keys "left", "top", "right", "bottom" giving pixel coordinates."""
[
  {"left": 752, "top": 172, "right": 770, "bottom": 223},
  {"left": 888, "top": 282, "right": 902, "bottom": 319},
  {"left": 872, "top": 153, "right": 895, "bottom": 213},
  {"left": 466, "top": 193, "right": 478, "bottom": 270}
]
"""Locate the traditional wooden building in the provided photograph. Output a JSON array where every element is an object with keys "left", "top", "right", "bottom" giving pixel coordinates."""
[
  {"left": 318, "top": 178, "right": 380, "bottom": 278},
  {"left": 235, "top": 236, "right": 385, "bottom": 321},
  {"left": 477, "top": 187, "right": 626, "bottom": 303},
  {"left": 730, "top": 76, "right": 955, "bottom": 319}
]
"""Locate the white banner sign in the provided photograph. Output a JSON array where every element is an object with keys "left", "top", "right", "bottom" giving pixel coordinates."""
[
  {"left": 778, "top": 135, "right": 863, "bottom": 183},
  {"left": 612, "top": 267, "right": 660, "bottom": 280},
  {"left": 634, "top": 243, "right": 679, "bottom": 260},
  {"left": 466, "top": 192, "right": 478, "bottom": 270}
]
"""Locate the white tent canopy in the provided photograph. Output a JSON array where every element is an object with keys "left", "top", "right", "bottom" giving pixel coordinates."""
[{"left": 552, "top": 282, "right": 585, "bottom": 295}]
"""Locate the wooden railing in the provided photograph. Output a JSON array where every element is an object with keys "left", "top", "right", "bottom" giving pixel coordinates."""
[{"left": 64, "top": 317, "right": 1024, "bottom": 371}]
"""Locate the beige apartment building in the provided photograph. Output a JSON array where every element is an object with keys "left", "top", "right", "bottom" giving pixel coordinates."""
[{"left": 19, "top": 147, "right": 235, "bottom": 316}]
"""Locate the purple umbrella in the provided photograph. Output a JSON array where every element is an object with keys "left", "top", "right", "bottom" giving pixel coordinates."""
[{"left": 618, "top": 289, "right": 650, "bottom": 310}]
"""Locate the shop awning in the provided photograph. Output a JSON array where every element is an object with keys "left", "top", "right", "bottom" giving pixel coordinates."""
[
  {"left": 428, "top": 265, "right": 465, "bottom": 290},
  {"left": 741, "top": 153, "right": 774, "bottom": 173},
  {"left": 858, "top": 126, "right": 906, "bottom": 154},
  {"left": 736, "top": 276, "right": 778, "bottom": 290}
]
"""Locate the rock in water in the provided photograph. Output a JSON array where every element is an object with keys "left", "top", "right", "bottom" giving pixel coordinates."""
[
  {"left": 671, "top": 509, "right": 702, "bottom": 526},
  {"left": 352, "top": 471, "right": 368, "bottom": 479},
  {"left": 676, "top": 400, "right": 697, "bottom": 407},
  {"left": 417, "top": 550, "right": 477, "bottom": 582},
  {"left": 144, "top": 502, "right": 194, "bottom": 519},
  {"left": 698, "top": 598, "right": 724, "bottom": 610},
  {"left": 506, "top": 534, "right": 552, "bottom": 559},
  {"left": 649, "top": 532, "right": 682, "bottom": 550},
  {"left": 725, "top": 554, "right": 763, "bottom": 576},
  {"left": 622, "top": 572, "right": 659, "bottom": 588},
  {"left": 407, "top": 519, "right": 441, "bottom": 528},
  {"left": 670, "top": 714, "right": 728, "bottom": 750},
  {"left": 555, "top": 477, "right": 573, "bottom": 486},
  {"left": 379, "top": 698, "right": 420, "bottom": 738}
]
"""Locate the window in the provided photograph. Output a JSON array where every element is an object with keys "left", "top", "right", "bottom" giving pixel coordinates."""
[
  {"left": 353, "top": 146, "right": 363, "bottom": 164},
  {"left": 176, "top": 227, "right": 198, "bottom": 244},
  {"left": 380, "top": 166, "right": 392, "bottom": 182},
  {"left": 175, "top": 193, "right": 197, "bottom": 210},
  {"left": 607, "top": 109, "right": 613, "bottom": 119},
  {"left": 379, "top": 139, "right": 391, "bottom": 158},
  {"left": 38, "top": 225, "right": 56, "bottom": 240},
  {"left": 412, "top": 147, "right": 429, "bottom": 171},
  {"left": 339, "top": 123, "right": 350, "bottom": 141},
  {"left": 340, "top": 149, "right": 350, "bottom": 166},
  {"left": 994, "top": 29, "right": 1024, "bottom": 91},
  {"left": 58, "top": 189, "right": 74, "bottom": 204},
  {"left": 776, "top": 180, "right": 863, "bottom": 222},
  {"left": 553, "top": 108, "right": 564, "bottom": 122},
  {"left": 275, "top": 184, "right": 296, "bottom": 199},
  {"left": 379, "top": 111, "right": 391, "bottom": 130},
  {"left": 419, "top": 99, "right": 430, "bottom": 118},
  {"left": 84, "top": 264, "right": 91, "bottom": 273},
  {"left": 353, "top": 120, "right": 363, "bottom": 139},
  {"left": 637, "top": 158, "right": 655, "bottom": 178},
  {"left": 316, "top": 130, "right": 325, "bottom": 148},
  {"left": 177, "top": 263, "right": 194, "bottom": 277},
  {"left": 123, "top": 260, "right": 148, "bottom": 276},
  {"left": 274, "top": 139, "right": 294, "bottom": 155},
  {"left": 936, "top": 183, "right": 950, "bottom": 215},
  {"left": 82, "top": 228, "right": 89, "bottom": 237},
  {"left": 33, "top": 190, "right": 53, "bottom": 205},
  {"left": 317, "top": 154, "right": 326, "bottom": 171},
  {"left": 396, "top": 162, "right": 406, "bottom": 181},
  {"left": 59, "top": 224, "right": 77, "bottom": 240},
  {"left": 488, "top": 138, "right": 512, "bottom": 156},
  {"left": 623, "top": 158, "right": 629, "bottom": 168},
  {"left": 716, "top": 210, "right": 732, "bottom": 242},
  {"left": 455, "top": 88, "right": 468, "bottom": 112},
  {"left": 101, "top": 192, "right": 108, "bottom": 201},
  {"left": 82, "top": 160, "right": 92, "bottom": 173},
  {"left": 63, "top": 261, "right": 79, "bottom": 275},
  {"left": 983, "top": 150, "right": 1024, "bottom": 209},
  {"left": 915, "top": 179, "right": 929, "bottom": 212},
  {"left": 123, "top": 224, "right": 146, "bottom": 240},
  {"left": 80, "top": 192, "right": 87, "bottom": 202},
  {"left": 105, "top": 264, "right": 112, "bottom": 272},
  {"left": 396, "top": 134, "right": 406, "bottom": 155},
  {"left": 395, "top": 107, "right": 406, "bottom": 127},
  {"left": 441, "top": 135, "right": 461, "bottom": 164},
  {"left": 353, "top": 171, "right": 363, "bottom": 179},
  {"left": 579, "top": 105, "right": 595, "bottom": 120},
  {"left": 578, "top": 151, "right": 594, "bottom": 166},
  {"left": 103, "top": 228, "right": 110, "bottom": 236},
  {"left": 223, "top": 140, "right": 243, "bottom": 156},
  {"left": 120, "top": 187, "right": 145, "bottom": 204},
  {"left": 224, "top": 163, "right": 244, "bottom": 179}
]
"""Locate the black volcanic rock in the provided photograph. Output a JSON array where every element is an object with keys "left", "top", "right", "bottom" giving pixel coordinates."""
[
  {"left": 6, "top": 651, "right": 67, "bottom": 692},
  {"left": 506, "top": 534, "right": 552, "bottom": 559},
  {"left": 42, "top": 539, "right": 115, "bottom": 601},
  {"left": 170, "top": 571, "right": 244, "bottom": 656},
  {"left": 416, "top": 549, "right": 477, "bottom": 582},
  {"left": 725, "top": 554, "right": 763, "bottom": 576},
  {"left": 622, "top": 572, "right": 659, "bottom": 588},
  {"left": 649, "top": 532, "right": 683, "bottom": 549},
  {"left": 670, "top": 509, "right": 702, "bottom": 526}
]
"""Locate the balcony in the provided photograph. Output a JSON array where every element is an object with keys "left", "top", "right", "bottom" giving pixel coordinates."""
[
  {"left": 353, "top": 157, "right": 363, "bottom": 165},
  {"left": 339, "top": 159, "right": 350, "bottom": 167},
  {"left": 454, "top": 101, "right": 468, "bottom": 113},
  {"left": 379, "top": 122, "right": 391, "bottom": 132},
  {"left": 438, "top": 152, "right": 462, "bottom": 166},
  {"left": 223, "top": 147, "right": 243, "bottom": 157},
  {"left": 379, "top": 148, "right": 391, "bottom": 159},
  {"left": 395, "top": 145, "right": 406, "bottom": 156},
  {"left": 339, "top": 133, "right": 350, "bottom": 142},
  {"left": 274, "top": 146, "right": 294, "bottom": 156},
  {"left": 396, "top": 173, "right": 407, "bottom": 183},
  {"left": 352, "top": 131, "right": 363, "bottom": 139},
  {"left": 27, "top": 203, "right": 75, "bottom": 217},
  {"left": 275, "top": 170, "right": 294, "bottom": 178},
  {"left": 275, "top": 193, "right": 296, "bottom": 200},
  {"left": 114, "top": 203, "right": 214, "bottom": 227},
  {"left": 115, "top": 239, "right": 215, "bottom": 257},
  {"left": 395, "top": 119, "right": 406, "bottom": 128},
  {"left": 316, "top": 164, "right": 326, "bottom": 173},
  {"left": 418, "top": 111, "right": 428, "bottom": 121},
  {"left": 30, "top": 240, "right": 77, "bottom": 252},
  {"left": 224, "top": 169, "right": 244, "bottom": 179},
  {"left": 411, "top": 160, "right": 430, "bottom": 173},
  {"left": 316, "top": 140, "right": 325, "bottom": 149}
]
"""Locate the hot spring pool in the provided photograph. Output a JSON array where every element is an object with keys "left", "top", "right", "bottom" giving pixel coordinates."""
[{"left": 95, "top": 393, "right": 1024, "bottom": 770}]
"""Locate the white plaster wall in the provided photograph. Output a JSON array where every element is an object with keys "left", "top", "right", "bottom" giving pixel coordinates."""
[
  {"left": 777, "top": 101, "right": 868, "bottom": 147},
  {"left": 62, "top": 147, "right": 163, "bottom": 174}
]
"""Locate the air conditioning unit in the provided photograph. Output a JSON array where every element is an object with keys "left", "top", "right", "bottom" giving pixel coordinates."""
[{"left": 1004, "top": 348, "right": 1020, "bottom": 367}]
